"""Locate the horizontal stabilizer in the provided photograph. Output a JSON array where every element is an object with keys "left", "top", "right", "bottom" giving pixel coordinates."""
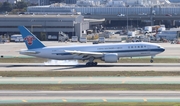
[{"left": 20, "top": 50, "right": 39, "bottom": 55}]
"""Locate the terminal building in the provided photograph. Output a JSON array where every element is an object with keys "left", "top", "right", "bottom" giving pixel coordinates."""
[
  {"left": 26, "top": 0, "right": 180, "bottom": 28},
  {"left": 169, "top": 0, "right": 180, "bottom": 3},
  {"left": 65, "top": 0, "right": 77, "bottom": 4},
  {"left": 27, "top": 0, "right": 180, "bottom": 16},
  {"left": 0, "top": 14, "right": 89, "bottom": 40},
  {"left": 38, "top": 0, "right": 50, "bottom": 6}
]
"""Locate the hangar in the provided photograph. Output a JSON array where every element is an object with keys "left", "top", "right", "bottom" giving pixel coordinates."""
[{"left": 0, "top": 14, "right": 89, "bottom": 40}]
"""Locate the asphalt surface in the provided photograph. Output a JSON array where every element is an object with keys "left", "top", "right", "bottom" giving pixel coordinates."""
[
  {"left": 1, "top": 91, "right": 180, "bottom": 103},
  {"left": 0, "top": 63, "right": 180, "bottom": 71},
  {"left": 1, "top": 91, "right": 180, "bottom": 98},
  {"left": 0, "top": 76, "right": 180, "bottom": 84},
  {"left": 0, "top": 42, "right": 180, "bottom": 104}
]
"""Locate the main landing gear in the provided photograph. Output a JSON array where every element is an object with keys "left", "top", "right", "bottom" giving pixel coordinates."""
[
  {"left": 86, "top": 62, "right": 98, "bottom": 66},
  {"left": 85, "top": 57, "right": 98, "bottom": 66},
  {"left": 150, "top": 56, "right": 154, "bottom": 63}
]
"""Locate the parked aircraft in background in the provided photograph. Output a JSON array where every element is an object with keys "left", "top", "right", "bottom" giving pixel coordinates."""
[{"left": 18, "top": 26, "right": 165, "bottom": 66}]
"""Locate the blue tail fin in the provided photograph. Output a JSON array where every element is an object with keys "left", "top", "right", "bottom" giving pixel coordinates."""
[{"left": 18, "top": 26, "right": 45, "bottom": 49}]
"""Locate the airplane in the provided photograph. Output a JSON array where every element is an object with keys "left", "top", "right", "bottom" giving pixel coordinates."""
[{"left": 18, "top": 26, "right": 165, "bottom": 66}]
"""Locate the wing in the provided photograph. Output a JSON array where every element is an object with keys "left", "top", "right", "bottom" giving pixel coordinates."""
[{"left": 64, "top": 50, "right": 103, "bottom": 58}]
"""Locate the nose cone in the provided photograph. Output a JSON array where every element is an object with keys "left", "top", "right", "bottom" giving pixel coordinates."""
[{"left": 160, "top": 47, "right": 165, "bottom": 52}]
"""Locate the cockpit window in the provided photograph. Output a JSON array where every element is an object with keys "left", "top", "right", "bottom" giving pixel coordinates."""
[{"left": 158, "top": 46, "right": 161, "bottom": 48}]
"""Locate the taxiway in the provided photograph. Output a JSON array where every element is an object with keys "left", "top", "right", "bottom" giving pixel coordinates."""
[
  {"left": 0, "top": 76, "right": 180, "bottom": 84},
  {"left": 1, "top": 91, "right": 180, "bottom": 104}
]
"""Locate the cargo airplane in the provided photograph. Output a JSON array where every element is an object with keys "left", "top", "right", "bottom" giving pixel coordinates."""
[{"left": 18, "top": 26, "right": 165, "bottom": 66}]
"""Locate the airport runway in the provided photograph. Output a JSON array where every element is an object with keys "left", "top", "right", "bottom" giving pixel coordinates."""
[
  {"left": 1, "top": 91, "right": 180, "bottom": 103},
  {"left": 0, "top": 42, "right": 180, "bottom": 104},
  {"left": 0, "top": 76, "right": 180, "bottom": 84},
  {"left": 0, "top": 63, "right": 180, "bottom": 71}
]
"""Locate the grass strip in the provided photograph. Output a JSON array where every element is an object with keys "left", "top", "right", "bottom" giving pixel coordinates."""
[
  {"left": 0, "top": 84, "right": 180, "bottom": 90},
  {"left": 1, "top": 71, "right": 180, "bottom": 77},
  {"left": 2, "top": 103, "right": 180, "bottom": 106},
  {"left": 0, "top": 58, "right": 179, "bottom": 63}
]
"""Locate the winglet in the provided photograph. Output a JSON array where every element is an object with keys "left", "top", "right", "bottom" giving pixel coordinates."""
[{"left": 18, "top": 26, "right": 45, "bottom": 49}]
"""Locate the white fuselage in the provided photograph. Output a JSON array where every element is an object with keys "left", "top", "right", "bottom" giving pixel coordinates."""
[{"left": 20, "top": 42, "right": 165, "bottom": 60}]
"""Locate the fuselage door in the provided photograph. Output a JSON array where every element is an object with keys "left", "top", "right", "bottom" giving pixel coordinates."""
[{"left": 147, "top": 45, "right": 151, "bottom": 55}]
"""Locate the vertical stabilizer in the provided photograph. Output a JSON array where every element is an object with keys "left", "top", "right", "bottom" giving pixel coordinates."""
[{"left": 18, "top": 26, "right": 45, "bottom": 49}]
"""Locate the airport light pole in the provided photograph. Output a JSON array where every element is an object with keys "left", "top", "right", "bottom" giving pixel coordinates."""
[
  {"left": 126, "top": 4, "right": 129, "bottom": 32},
  {"left": 137, "top": 18, "right": 138, "bottom": 28},
  {"left": 150, "top": 6, "right": 154, "bottom": 26},
  {"left": 139, "top": 17, "right": 141, "bottom": 27}
]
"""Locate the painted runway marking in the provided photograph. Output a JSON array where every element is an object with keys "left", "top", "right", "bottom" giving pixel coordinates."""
[
  {"left": 103, "top": 99, "right": 107, "bottom": 102},
  {"left": 122, "top": 81, "right": 125, "bottom": 84},
  {"left": 22, "top": 100, "right": 27, "bottom": 102},
  {"left": 62, "top": 99, "right": 67, "bottom": 102},
  {"left": 58, "top": 81, "right": 62, "bottom": 84},
  {"left": 144, "top": 98, "right": 147, "bottom": 102}
]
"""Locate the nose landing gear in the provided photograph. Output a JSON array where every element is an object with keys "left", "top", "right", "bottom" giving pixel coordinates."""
[
  {"left": 150, "top": 56, "right": 154, "bottom": 63},
  {"left": 150, "top": 59, "right": 153, "bottom": 63}
]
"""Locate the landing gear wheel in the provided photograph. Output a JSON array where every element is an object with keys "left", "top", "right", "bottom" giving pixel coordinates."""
[
  {"left": 150, "top": 56, "right": 154, "bottom": 63},
  {"left": 150, "top": 60, "right": 153, "bottom": 63},
  {"left": 86, "top": 62, "right": 90, "bottom": 66},
  {"left": 94, "top": 62, "right": 97, "bottom": 66},
  {"left": 92, "top": 62, "right": 97, "bottom": 66},
  {"left": 86, "top": 62, "right": 98, "bottom": 66},
  {"left": 89, "top": 62, "right": 93, "bottom": 66}
]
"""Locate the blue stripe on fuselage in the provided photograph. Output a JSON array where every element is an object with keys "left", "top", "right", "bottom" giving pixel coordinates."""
[{"left": 52, "top": 48, "right": 164, "bottom": 55}]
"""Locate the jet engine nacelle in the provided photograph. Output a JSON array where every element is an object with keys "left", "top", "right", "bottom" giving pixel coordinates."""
[{"left": 104, "top": 53, "right": 119, "bottom": 63}]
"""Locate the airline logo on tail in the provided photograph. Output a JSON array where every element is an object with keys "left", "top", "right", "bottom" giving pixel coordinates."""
[
  {"left": 24, "top": 35, "right": 35, "bottom": 46},
  {"left": 18, "top": 26, "right": 45, "bottom": 49}
]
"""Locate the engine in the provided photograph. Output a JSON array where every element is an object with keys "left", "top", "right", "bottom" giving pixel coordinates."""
[{"left": 103, "top": 53, "right": 119, "bottom": 63}]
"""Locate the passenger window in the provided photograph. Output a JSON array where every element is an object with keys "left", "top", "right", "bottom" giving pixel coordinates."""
[
  {"left": 131, "top": 46, "right": 133, "bottom": 48},
  {"left": 141, "top": 46, "right": 143, "bottom": 48}
]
